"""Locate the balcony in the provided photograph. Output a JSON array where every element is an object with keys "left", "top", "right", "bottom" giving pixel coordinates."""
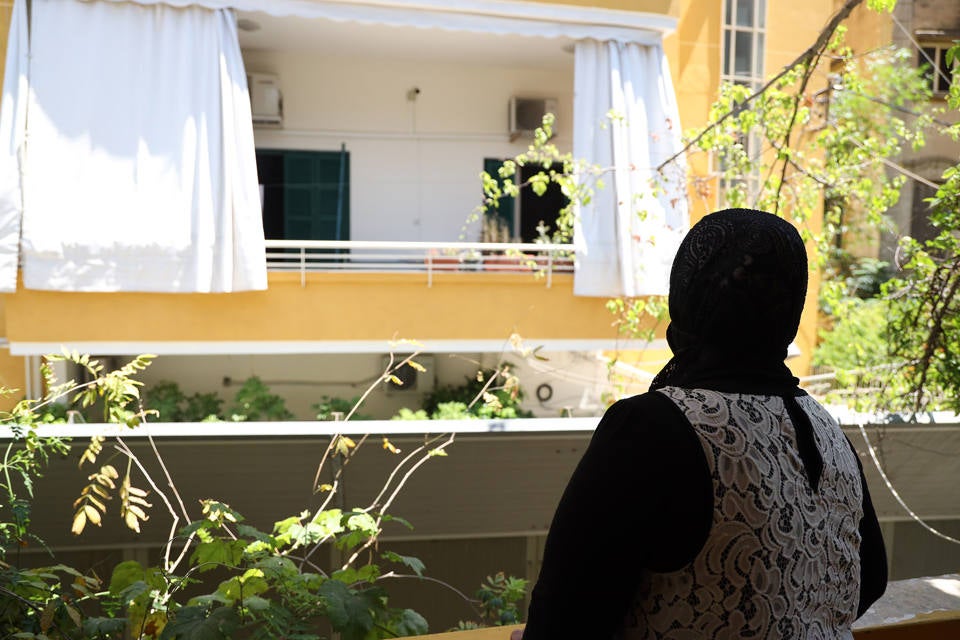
[
  {"left": 2, "top": 239, "right": 646, "bottom": 357},
  {"left": 264, "top": 239, "right": 575, "bottom": 288}
]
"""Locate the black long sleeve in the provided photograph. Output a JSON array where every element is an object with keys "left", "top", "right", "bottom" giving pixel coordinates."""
[
  {"left": 522, "top": 392, "right": 888, "bottom": 639},
  {"left": 846, "top": 435, "right": 888, "bottom": 617},
  {"left": 522, "top": 393, "right": 713, "bottom": 640}
]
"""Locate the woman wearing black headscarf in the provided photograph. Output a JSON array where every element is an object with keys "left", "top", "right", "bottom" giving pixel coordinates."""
[{"left": 518, "top": 209, "right": 887, "bottom": 639}]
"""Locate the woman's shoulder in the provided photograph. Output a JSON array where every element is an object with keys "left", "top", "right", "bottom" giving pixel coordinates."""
[{"left": 595, "top": 390, "right": 703, "bottom": 450}]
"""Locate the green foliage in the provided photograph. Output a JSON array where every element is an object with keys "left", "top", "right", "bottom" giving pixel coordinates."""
[
  {"left": 694, "top": 42, "right": 933, "bottom": 266},
  {"left": 394, "top": 367, "right": 533, "bottom": 420},
  {"left": 314, "top": 395, "right": 371, "bottom": 421},
  {"left": 454, "top": 572, "right": 528, "bottom": 630},
  {"left": 228, "top": 376, "right": 294, "bottom": 422},
  {"left": 144, "top": 381, "right": 224, "bottom": 422},
  {"left": 605, "top": 296, "right": 668, "bottom": 342},
  {"left": 471, "top": 114, "right": 580, "bottom": 246},
  {"left": 813, "top": 298, "right": 904, "bottom": 411},
  {"left": 814, "top": 42, "right": 960, "bottom": 415},
  {"left": 866, "top": 0, "right": 896, "bottom": 12},
  {"left": 1, "top": 352, "right": 521, "bottom": 639}
]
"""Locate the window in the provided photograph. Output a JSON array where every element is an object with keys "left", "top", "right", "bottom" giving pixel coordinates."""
[
  {"left": 722, "top": 0, "right": 766, "bottom": 90},
  {"left": 483, "top": 158, "right": 568, "bottom": 243},
  {"left": 719, "top": 0, "right": 766, "bottom": 206},
  {"left": 919, "top": 44, "right": 956, "bottom": 95},
  {"left": 256, "top": 149, "right": 350, "bottom": 240}
]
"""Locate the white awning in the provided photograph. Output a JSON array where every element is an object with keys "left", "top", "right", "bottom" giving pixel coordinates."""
[
  {"left": 0, "top": 0, "right": 267, "bottom": 292},
  {"left": 101, "top": 0, "right": 677, "bottom": 43}
]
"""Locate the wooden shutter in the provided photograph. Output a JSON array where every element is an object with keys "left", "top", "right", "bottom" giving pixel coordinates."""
[{"left": 283, "top": 150, "right": 350, "bottom": 240}]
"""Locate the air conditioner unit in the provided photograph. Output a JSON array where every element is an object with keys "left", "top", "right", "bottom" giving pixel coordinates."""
[
  {"left": 383, "top": 354, "right": 436, "bottom": 393},
  {"left": 509, "top": 96, "right": 558, "bottom": 139},
  {"left": 247, "top": 72, "right": 282, "bottom": 126}
]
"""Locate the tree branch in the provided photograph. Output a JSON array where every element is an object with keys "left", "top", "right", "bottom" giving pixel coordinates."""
[{"left": 657, "top": 0, "right": 866, "bottom": 172}]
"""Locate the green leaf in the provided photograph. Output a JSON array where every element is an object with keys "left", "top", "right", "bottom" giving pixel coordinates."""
[
  {"left": 344, "top": 511, "right": 377, "bottom": 535},
  {"left": 240, "top": 595, "right": 271, "bottom": 612},
  {"left": 159, "top": 605, "right": 239, "bottom": 640},
  {"left": 253, "top": 555, "right": 298, "bottom": 581},
  {"left": 311, "top": 509, "right": 345, "bottom": 538},
  {"left": 83, "top": 617, "right": 128, "bottom": 638},
  {"left": 381, "top": 551, "right": 426, "bottom": 577},
  {"left": 866, "top": 0, "right": 896, "bottom": 12},
  {"left": 380, "top": 514, "right": 414, "bottom": 530},
  {"left": 190, "top": 539, "right": 245, "bottom": 572},
  {"left": 272, "top": 512, "right": 307, "bottom": 542},
  {"left": 216, "top": 569, "right": 269, "bottom": 604},
  {"left": 318, "top": 581, "right": 376, "bottom": 640},
  {"left": 108, "top": 560, "right": 144, "bottom": 596},
  {"left": 391, "top": 608, "right": 429, "bottom": 636},
  {"left": 331, "top": 564, "right": 380, "bottom": 585}
]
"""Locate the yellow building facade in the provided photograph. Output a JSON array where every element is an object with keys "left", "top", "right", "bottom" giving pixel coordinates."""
[{"left": 0, "top": 0, "right": 837, "bottom": 414}]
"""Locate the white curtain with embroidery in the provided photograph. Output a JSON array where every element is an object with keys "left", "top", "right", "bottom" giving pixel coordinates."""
[
  {"left": 572, "top": 39, "right": 688, "bottom": 298},
  {"left": 0, "top": 0, "right": 266, "bottom": 292}
]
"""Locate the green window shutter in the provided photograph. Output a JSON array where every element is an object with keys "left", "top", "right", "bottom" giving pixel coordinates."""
[
  {"left": 283, "top": 149, "right": 350, "bottom": 240},
  {"left": 483, "top": 157, "right": 515, "bottom": 233}
]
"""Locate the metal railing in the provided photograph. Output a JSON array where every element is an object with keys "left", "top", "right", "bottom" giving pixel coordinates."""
[{"left": 264, "top": 240, "right": 575, "bottom": 287}]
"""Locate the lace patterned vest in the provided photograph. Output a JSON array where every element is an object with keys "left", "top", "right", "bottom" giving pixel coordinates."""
[{"left": 621, "top": 388, "right": 863, "bottom": 640}]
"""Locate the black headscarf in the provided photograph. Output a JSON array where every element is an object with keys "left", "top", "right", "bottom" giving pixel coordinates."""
[{"left": 650, "top": 208, "right": 824, "bottom": 489}]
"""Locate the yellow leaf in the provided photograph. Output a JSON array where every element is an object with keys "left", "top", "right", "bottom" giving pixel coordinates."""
[
  {"left": 382, "top": 438, "right": 401, "bottom": 454},
  {"left": 341, "top": 436, "right": 356, "bottom": 449},
  {"left": 71, "top": 511, "right": 87, "bottom": 535},
  {"left": 317, "top": 483, "right": 334, "bottom": 492},
  {"left": 127, "top": 495, "right": 153, "bottom": 508},
  {"left": 83, "top": 504, "right": 102, "bottom": 527},
  {"left": 94, "top": 474, "right": 116, "bottom": 490},
  {"left": 124, "top": 510, "right": 141, "bottom": 533},
  {"left": 125, "top": 504, "right": 149, "bottom": 521},
  {"left": 387, "top": 375, "right": 403, "bottom": 386},
  {"left": 126, "top": 485, "right": 149, "bottom": 497},
  {"left": 407, "top": 360, "right": 426, "bottom": 373},
  {"left": 91, "top": 484, "right": 111, "bottom": 499}
]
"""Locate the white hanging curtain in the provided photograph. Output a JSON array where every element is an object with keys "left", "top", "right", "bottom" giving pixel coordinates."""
[
  {"left": 0, "top": 0, "right": 28, "bottom": 292},
  {"left": 572, "top": 39, "right": 688, "bottom": 298},
  {"left": 0, "top": 0, "right": 266, "bottom": 293}
]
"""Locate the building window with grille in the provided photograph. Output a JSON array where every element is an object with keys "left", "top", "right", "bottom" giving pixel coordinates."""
[
  {"left": 918, "top": 43, "right": 956, "bottom": 95},
  {"left": 718, "top": 0, "right": 767, "bottom": 205},
  {"left": 722, "top": 0, "right": 766, "bottom": 89}
]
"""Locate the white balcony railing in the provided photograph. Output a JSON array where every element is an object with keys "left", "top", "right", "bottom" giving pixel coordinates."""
[{"left": 264, "top": 240, "right": 575, "bottom": 287}]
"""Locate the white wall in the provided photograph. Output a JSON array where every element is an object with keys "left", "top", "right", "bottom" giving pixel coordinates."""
[{"left": 242, "top": 50, "right": 574, "bottom": 242}]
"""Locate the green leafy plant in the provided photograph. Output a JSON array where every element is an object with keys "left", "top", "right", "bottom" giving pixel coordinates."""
[
  {"left": 229, "top": 376, "right": 294, "bottom": 422},
  {"left": 143, "top": 381, "right": 224, "bottom": 422},
  {"left": 455, "top": 572, "right": 528, "bottom": 630},
  {"left": 418, "top": 366, "right": 533, "bottom": 420},
  {"left": 1, "top": 348, "right": 526, "bottom": 639},
  {"left": 314, "top": 395, "right": 371, "bottom": 421}
]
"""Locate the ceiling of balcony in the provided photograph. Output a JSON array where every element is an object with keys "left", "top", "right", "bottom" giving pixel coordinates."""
[{"left": 235, "top": 11, "right": 577, "bottom": 70}]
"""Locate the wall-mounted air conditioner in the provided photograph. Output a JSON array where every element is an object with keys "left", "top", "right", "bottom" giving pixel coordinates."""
[
  {"left": 247, "top": 72, "right": 282, "bottom": 126},
  {"left": 383, "top": 354, "right": 436, "bottom": 393},
  {"left": 509, "top": 96, "right": 558, "bottom": 140}
]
